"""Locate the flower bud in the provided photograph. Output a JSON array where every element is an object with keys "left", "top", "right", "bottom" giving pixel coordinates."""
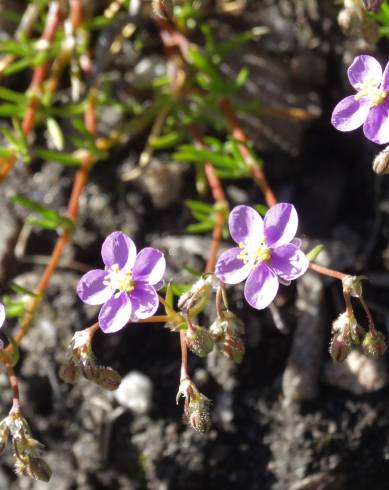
[
  {"left": 329, "top": 333, "right": 351, "bottom": 363},
  {"left": 362, "top": 0, "right": 384, "bottom": 12},
  {"left": 373, "top": 146, "right": 389, "bottom": 175},
  {"left": 223, "top": 335, "right": 245, "bottom": 364},
  {"left": 362, "top": 330, "right": 387, "bottom": 357},
  {"left": 186, "top": 325, "right": 214, "bottom": 357},
  {"left": 59, "top": 360, "right": 79, "bottom": 384},
  {"left": 28, "top": 457, "right": 52, "bottom": 482},
  {"left": 178, "top": 275, "right": 214, "bottom": 316},
  {"left": 94, "top": 367, "right": 122, "bottom": 391},
  {"left": 187, "top": 395, "right": 211, "bottom": 433}
]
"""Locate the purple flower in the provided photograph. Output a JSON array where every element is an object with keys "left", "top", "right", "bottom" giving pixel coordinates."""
[
  {"left": 215, "top": 204, "right": 308, "bottom": 310},
  {"left": 331, "top": 55, "right": 389, "bottom": 144},
  {"left": 77, "top": 232, "right": 166, "bottom": 333}
]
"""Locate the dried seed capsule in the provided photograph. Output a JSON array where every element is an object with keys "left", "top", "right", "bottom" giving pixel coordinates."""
[
  {"left": 59, "top": 360, "right": 79, "bottom": 384},
  {"left": 223, "top": 335, "right": 245, "bottom": 364},
  {"left": 373, "top": 146, "right": 389, "bottom": 175},
  {"left": 28, "top": 457, "right": 52, "bottom": 482}
]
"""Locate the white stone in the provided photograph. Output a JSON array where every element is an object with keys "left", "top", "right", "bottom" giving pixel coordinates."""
[{"left": 114, "top": 371, "right": 153, "bottom": 414}]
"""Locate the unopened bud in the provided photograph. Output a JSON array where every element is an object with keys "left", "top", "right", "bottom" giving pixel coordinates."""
[
  {"left": 329, "top": 333, "right": 351, "bottom": 363},
  {"left": 94, "top": 367, "right": 122, "bottom": 391},
  {"left": 342, "top": 275, "right": 366, "bottom": 298},
  {"left": 29, "top": 457, "right": 52, "bottom": 482},
  {"left": 362, "top": 330, "right": 387, "bottom": 357},
  {"left": 59, "top": 361, "right": 79, "bottom": 384},
  {"left": 373, "top": 146, "right": 389, "bottom": 175},
  {"left": 79, "top": 356, "right": 98, "bottom": 381},
  {"left": 187, "top": 395, "right": 211, "bottom": 433},
  {"left": 223, "top": 335, "right": 245, "bottom": 364},
  {"left": 362, "top": 0, "right": 384, "bottom": 12},
  {"left": 152, "top": 0, "right": 174, "bottom": 21},
  {"left": 186, "top": 325, "right": 214, "bottom": 357}
]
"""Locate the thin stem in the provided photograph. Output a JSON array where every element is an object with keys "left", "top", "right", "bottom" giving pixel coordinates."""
[
  {"left": 359, "top": 295, "right": 376, "bottom": 334},
  {"left": 5, "top": 364, "right": 21, "bottom": 415},
  {"left": 309, "top": 262, "right": 347, "bottom": 281},
  {"left": 179, "top": 330, "right": 188, "bottom": 381},
  {"left": 219, "top": 97, "right": 277, "bottom": 208}
]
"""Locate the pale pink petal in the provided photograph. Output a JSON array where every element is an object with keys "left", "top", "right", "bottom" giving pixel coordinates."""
[
  {"left": 133, "top": 248, "right": 166, "bottom": 285},
  {"left": 229, "top": 205, "right": 264, "bottom": 245},
  {"left": 129, "top": 284, "right": 159, "bottom": 320},
  {"left": 264, "top": 203, "right": 298, "bottom": 249},
  {"left": 98, "top": 294, "right": 132, "bottom": 333},
  {"left": 363, "top": 102, "right": 389, "bottom": 144},
  {"left": 77, "top": 269, "right": 114, "bottom": 305},
  {"left": 269, "top": 244, "right": 309, "bottom": 281},
  {"left": 347, "top": 55, "right": 382, "bottom": 89},
  {"left": 215, "top": 247, "right": 253, "bottom": 284},
  {"left": 101, "top": 231, "right": 136, "bottom": 270},
  {"left": 331, "top": 96, "right": 370, "bottom": 132},
  {"left": 244, "top": 264, "right": 278, "bottom": 310}
]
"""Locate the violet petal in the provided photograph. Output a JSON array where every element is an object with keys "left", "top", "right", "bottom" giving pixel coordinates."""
[
  {"left": 269, "top": 244, "right": 309, "bottom": 281},
  {"left": 347, "top": 54, "right": 382, "bottom": 89},
  {"left": 363, "top": 101, "right": 389, "bottom": 144},
  {"left": 215, "top": 247, "right": 253, "bottom": 284},
  {"left": 229, "top": 205, "right": 264, "bottom": 245},
  {"left": 98, "top": 293, "right": 132, "bottom": 333},
  {"left": 77, "top": 269, "right": 114, "bottom": 305},
  {"left": 244, "top": 263, "right": 279, "bottom": 310},
  {"left": 129, "top": 283, "right": 159, "bottom": 320},
  {"left": 263, "top": 203, "right": 298, "bottom": 249},
  {"left": 382, "top": 61, "right": 389, "bottom": 90},
  {"left": 331, "top": 96, "right": 370, "bottom": 132},
  {"left": 101, "top": 231, "right": 136, "bottom": 270},
  {"left": 133, "top": 247, "right": 166, "bottom": 285},
  {"left": 0, "top": 303, "right": 4, "bottom": 329}
]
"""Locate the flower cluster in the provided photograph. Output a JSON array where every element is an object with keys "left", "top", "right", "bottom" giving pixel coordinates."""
[
  {"left": 215, "top": 203, "right": 308, "bottom": 310},
  {"left": 77, "top": 231, "right": 166, "bottom": 333},
  {"left": 332, "top": 55, "right": 389, "bottom": 144}
]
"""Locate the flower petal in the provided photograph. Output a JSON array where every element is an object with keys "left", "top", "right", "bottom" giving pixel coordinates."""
[
  {"left": 129, "top": 284, "right": 159, "bottom": 320},
  {"left": 331, "top": 96, "right": 370, "bottom": 132},
  {"left": 244, "top": 264, "right": 278, "bottom": 310},
  {"left": 215, "top": 247, "right": 252, "bottom": 284},
  {"left": 347, "top": 54, "right": 382, "bottom": 89},
  {"left": 264, "top": 203, "right": 298, "bottom": 248},
  {"left": 77, "top": 269, "right": 114, "bottom": 305},
  {"left": 133, "top": 247, "right": 166, "bottom": 285},
  {"left": 269, "top": 244, "right": 309, "bottom": 281},
  {"left": 382, "top": 61, "right": 389, "bottom": 90},
  {"left": 0, "top": 303, "right": 5, "bottom": 329},
  {"left": 98, "top": 293, "right": 132, "bottom": 333},
  {"left": 101, "top": 231, "right": 136, "bottom": 270},
  {"left": 228, "top": 205, "right": 264, "bottom": 245},
  {"left": 363, "top": 102, "right": 389, "bottom": 144}
]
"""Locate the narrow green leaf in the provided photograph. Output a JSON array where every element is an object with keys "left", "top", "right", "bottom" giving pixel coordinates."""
[
  {"left": 5, "top": 332, "right": 20, "bottom": 367},
  {"left": 307, "top": 245, "right": 324, "bottom": 262},
  {"left": 35, "top": 148, "right": 82, "bottom": 166},
  {"left": 47, "top": 117, "right": 64, "bottom": 151}
]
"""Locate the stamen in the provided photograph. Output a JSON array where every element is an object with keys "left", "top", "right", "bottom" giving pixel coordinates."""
[{"left": 104, "top": 263, "right": 135, "bottom": 293}]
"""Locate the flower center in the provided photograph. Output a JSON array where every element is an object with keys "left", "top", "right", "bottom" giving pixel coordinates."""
[
  {"left": 237, "top": 237, "right": 271, "bottom": 269},
  {"left": 103, "top": 264, "right": 135, "bottom": 294},
  {"left": 355, "top": 77, "right": 388, "bottom": 107}
]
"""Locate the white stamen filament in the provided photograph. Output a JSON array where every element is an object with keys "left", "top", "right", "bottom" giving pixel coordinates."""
[
  {"left": 103, "top": 263, "right": 135, "bottom": 294},
  {"left": 355, "top": 77, "right": 388, "bottom": 108},
  {"left": 237, "top": 236, "right": 271, "bottom": 269}
]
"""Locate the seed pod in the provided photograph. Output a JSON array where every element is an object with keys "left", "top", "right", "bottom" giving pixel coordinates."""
[
  {"left": 79, "top": 356, "right": 98, "bottom": 381},
  {"left": 329, "top": 333, "right": 351, "bottom": 363},
  {"left": 362, "top": 331, "right": 387, "bottom": 357},
  {"left": 186, "top": 325, "right": 214, "bottom": 358},
  {"left": 187, "top": 395, "right": 211, "bottom": 433},
  {"left": 59, "top": 360, "right": 79, "bottom": 384},
  {"left": 94, "top": 367, "right": 122, "bottom": 391},
  {"left": 223, "top": 335, "right": 245, "bottom": 364}
]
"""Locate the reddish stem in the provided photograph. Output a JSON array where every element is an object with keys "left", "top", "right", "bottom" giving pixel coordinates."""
[
  {"left": 309, "top": 262, "right": 347, "bottom": 281},
  {"left": 6, "top": 364, "right": 21, "bottom": 415}
]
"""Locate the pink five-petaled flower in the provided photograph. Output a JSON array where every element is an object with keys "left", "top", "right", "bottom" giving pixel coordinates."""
[
  {"left": 215, "top": 204, "right": 309, "bottom": 310},
  {"left": 77, "top": 232, "right": 166, "bottom": 333},
  {"left": 331, "top": 55, "right": 389, "bottom": 144}
]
